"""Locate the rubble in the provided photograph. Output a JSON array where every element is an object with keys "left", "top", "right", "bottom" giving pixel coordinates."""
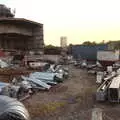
[
  {"left": 96, "top": 65, "right": 120, "bottom": 102},
  {"left": 0, "top": 59, "right": 9, "bottom": 68},
  {"left": 0, "top": 64, "right": 69, "bottom": 101},
  {"left": 0, "top": 61, "right": 69, "bottom": 120},
  {"left": 72, "top": 51, "right": 120, "bottom": 103},
  {"left": 73, "top": 56, "right": 120, "bottom": 103},
  {"left": 47, "top": 64, "right": 69, "bottom": 79}
]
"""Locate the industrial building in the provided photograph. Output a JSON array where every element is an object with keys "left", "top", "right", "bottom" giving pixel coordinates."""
[{"left": 0, "top": 4, "right": 44, "bottom": 53}]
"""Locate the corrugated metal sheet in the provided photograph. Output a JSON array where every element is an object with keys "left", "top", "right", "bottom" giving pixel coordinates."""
[
  {"left": 0, "top": 95, "right": 30, "bottom": 120},
  {"left": 109, "top": 75, "right": 120, "bottom": 88},
  {"left": 72, "top": 44, "right": 108, "bottom": 60}
]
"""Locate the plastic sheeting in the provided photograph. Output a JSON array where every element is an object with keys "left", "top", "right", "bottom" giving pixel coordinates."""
[
  {"left": 22, "top": 76, "right": 51, "bottom": 90},
  {"left": 29, "top": 72, "right": 56, "bottom": 81},
  {"left": 30, "top": 71, "right": 64, "bottom": 83}
]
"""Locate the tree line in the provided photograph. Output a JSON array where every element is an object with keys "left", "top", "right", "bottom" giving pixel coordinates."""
[{"left": 44, "top": 40, "right": 120, "bottom": 54}]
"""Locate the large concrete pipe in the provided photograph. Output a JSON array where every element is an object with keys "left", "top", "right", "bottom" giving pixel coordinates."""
[{"left": 0, "top": 95, "right": 30, "bottom": 120}]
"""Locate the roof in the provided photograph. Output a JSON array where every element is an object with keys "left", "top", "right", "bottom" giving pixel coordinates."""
[
  {"left": 109, "top": 75, "right": 120, "bottom": 88},
  {"left": 0, "top": 17, "right": 43, "bottom": 27}
]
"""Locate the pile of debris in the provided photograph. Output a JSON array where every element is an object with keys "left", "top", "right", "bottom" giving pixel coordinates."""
[
  {"left": 0, "top": 64, "right": 69, "bottom": 101},
  {"left": 73, "top": 57, "right": 120, "bottom": 103},
  {"left": 74, "top": 59, "right": 103, "bottom": 74},
  {"left": 96, "top": 66, "right": 120, "bottom": 103},
  {"left": 0, "top": 58, "right": 69, "bottom": 119}
]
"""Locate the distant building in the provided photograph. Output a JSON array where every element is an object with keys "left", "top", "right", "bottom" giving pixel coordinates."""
[{"left": 60, "top": 36, "right": 67, "bottom": 48}]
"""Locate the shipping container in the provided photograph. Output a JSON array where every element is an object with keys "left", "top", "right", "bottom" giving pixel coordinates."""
[{"left": 72, "top": 44, "right": 108, "bottom": 61}]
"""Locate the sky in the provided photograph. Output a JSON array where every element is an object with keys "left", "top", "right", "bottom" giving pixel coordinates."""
[{"left": 1, "top": 0, "right": 120, "bottom": 46}]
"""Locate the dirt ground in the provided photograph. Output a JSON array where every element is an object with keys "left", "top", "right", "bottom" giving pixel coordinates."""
[{"left": 23, "top": 65, "right": 120, "bottom": 120}]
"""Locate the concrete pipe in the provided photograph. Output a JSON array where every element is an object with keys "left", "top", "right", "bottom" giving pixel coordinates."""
[{"left": 0, "top": 95, "right": 30, "bottom": 120}]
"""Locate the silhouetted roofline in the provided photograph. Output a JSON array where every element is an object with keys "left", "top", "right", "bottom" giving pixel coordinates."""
[{"left": 0, "top": 18, "right": 43, "bottom": 26}]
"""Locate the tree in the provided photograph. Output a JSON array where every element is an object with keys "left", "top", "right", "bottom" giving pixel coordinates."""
[
  {"left": 44, "top": 45, "right": 61, "bottom": 54},
  {"left": 82, "top": 41, "right": 96, "bottom": 46},
  {"left": 107, "top": 40, "right": 120, "bottom": 50}
]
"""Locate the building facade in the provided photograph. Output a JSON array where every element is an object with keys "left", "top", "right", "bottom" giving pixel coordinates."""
[
  {"left": 60, "top": 36, "right": 67, "bottom": 48},
  {"left": 0, "top": 4, "right": 44, "bottom": 53}
]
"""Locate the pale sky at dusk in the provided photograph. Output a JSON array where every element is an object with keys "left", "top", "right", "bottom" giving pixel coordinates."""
[{"left": 1, "top": 0, "right": 120, "bottom": 46}]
